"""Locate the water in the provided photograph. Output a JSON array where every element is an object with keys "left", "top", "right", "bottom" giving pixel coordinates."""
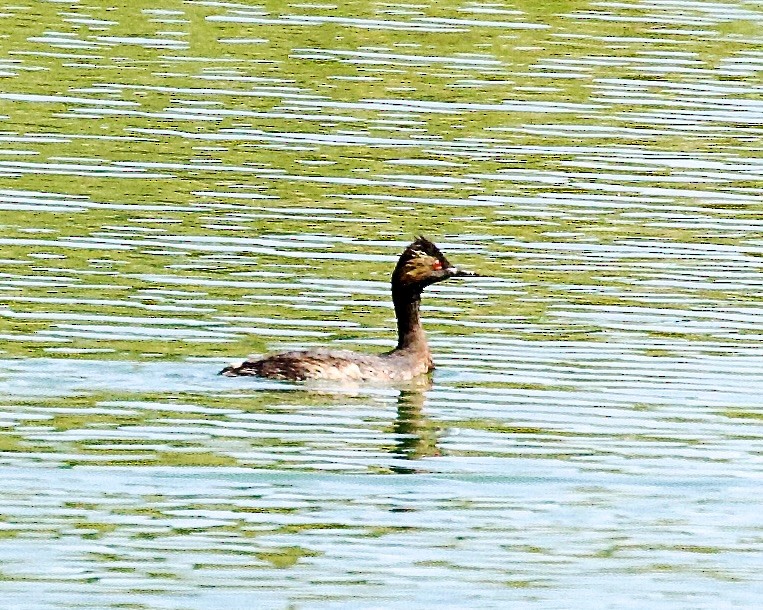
[{"left": 0, "top": 0, "right": 762, "bottom": 607}]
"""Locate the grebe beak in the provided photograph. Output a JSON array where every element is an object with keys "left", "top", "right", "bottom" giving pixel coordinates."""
[{"left": 446, "top": 267, "right": 480, "bottom": 278}]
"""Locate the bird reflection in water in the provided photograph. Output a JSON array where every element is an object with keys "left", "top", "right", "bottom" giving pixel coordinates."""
[{"left": 391, "top": 387, "right": 441, "bottom": 474}]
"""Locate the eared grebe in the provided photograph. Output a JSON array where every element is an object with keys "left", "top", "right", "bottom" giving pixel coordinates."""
[{"left": 220, "top": 237, "right": 477, "bottom": 382}]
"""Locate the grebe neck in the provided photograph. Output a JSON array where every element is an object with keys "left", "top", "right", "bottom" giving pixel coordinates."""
[{"left": 392, "top": 287, "right": 427, "bottom": 351}]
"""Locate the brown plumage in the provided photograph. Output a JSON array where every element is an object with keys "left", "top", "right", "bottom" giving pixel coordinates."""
[{"left": 220, "top": 236, "right": 477, "bottom": 382}]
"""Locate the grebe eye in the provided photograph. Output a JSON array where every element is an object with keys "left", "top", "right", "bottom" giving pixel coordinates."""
[{"left": 432, "top": 260, "right": 442, "bottom": 271}]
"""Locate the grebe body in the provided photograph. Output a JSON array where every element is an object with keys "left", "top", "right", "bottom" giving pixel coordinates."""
[{"left": 220, "top": 237, "right": 476, "bottom": 381}]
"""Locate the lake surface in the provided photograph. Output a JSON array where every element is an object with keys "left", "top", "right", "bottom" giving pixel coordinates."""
[{"left": 0, "top": 0, "right": 762, "bottom": 607}]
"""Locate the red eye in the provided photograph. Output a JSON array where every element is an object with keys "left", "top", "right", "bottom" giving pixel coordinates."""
[{"left": 432, "top": 261, "right": 442, "bottom": 270}]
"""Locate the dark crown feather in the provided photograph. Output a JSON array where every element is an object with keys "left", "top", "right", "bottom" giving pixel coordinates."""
[{"left": 404, "top": 235, "right": 444, "bottom": 260}]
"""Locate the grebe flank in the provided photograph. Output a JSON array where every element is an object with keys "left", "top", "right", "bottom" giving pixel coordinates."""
[{"left": 219, "top": 236, "right": 477, "bottom": 382}]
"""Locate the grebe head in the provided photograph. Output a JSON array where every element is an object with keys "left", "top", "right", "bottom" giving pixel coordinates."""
[{"left": 391, "top": 236, "right": 476, "bottom": 292}]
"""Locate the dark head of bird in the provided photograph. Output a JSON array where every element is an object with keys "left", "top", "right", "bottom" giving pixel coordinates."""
[{"left": 391, "top": 236, "right": 476, "bottom": 294}]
